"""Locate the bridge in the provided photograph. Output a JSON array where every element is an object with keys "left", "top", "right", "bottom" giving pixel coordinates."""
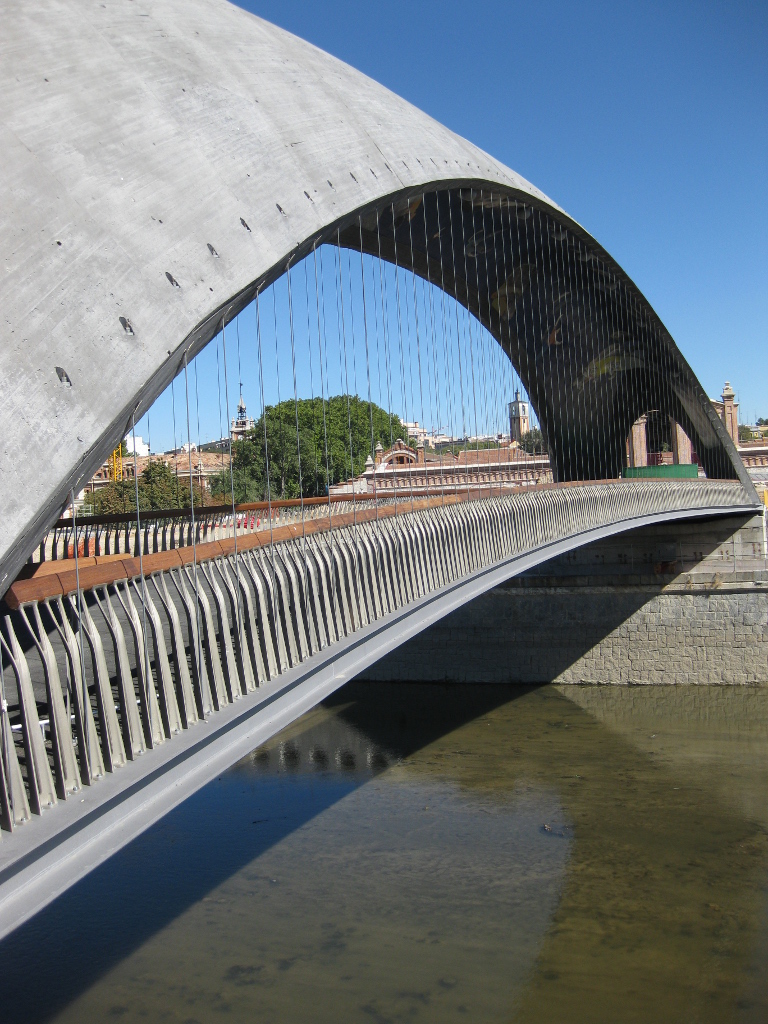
[{"left": 0, "top": 0, "right": 761, "bottom": 940}]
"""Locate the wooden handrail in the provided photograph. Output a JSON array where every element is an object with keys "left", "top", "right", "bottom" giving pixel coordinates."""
[
  {"left": 53, "top": 476, "right": 559, "bottom": 528},
  {"left": 52, "top": 493, "right": 380, "bottom": 529},
  {"left": 9, "top": 477, "right": 725, "bottom": 609},
  {"left": 7, "top": 492, "right": 468, "bottom": 608}
]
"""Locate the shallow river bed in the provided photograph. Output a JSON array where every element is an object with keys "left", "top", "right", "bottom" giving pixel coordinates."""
[{"left": 2, "top": 682, "right": 768, "bottom": 1023}]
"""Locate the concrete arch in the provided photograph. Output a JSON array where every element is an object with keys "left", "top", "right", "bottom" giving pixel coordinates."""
[{"left": 0, "top": 0, "right": 752, "bottom": 595}]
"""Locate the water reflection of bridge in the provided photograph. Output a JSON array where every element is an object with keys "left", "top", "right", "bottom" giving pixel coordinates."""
[
  {"left": 4, "top": 682, "right": 766, "bottom": 1022},
  {"left": 0, "top": 0, "right": 762, "bottom": 939}
]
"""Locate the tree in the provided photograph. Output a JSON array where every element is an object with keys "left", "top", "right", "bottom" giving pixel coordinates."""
[
  {"left": 82, "top": 460, "right": 203, "bottom": 514},
  {"left": 519, "top": 428, "right": 547, "bottom": 456},
  {"left": 738, "top": 424, "right": 755, "bottom": 441},
  {"left": 209, "top": 395, "right": 408, "bottom": 502}
]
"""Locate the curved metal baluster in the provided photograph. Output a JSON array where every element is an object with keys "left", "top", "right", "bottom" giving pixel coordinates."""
[
  {"left": 357, "top": 528, "right": 383, "bottom": 620},
  {"left": 68, "top": 594, "right": 126, "bottom": 771},
  {"left": 335, "top": 533, "right": 361, "bottom": 633},
  {"left": 400, "top": 517, "right": 422, "bottom": 599},
  {"left": 242, "top": 551, "right": 280, "bottom": 679},
  {"left": 134, "top": 577, "right": 182, "bottom": 737},
  {"left": 378, "top": 521, "right": 399, "bottom": 611},
  {"left": 0, "top": 634, "right": 32, "bottom": 829},
  {"left": 411, "top": 515, "right": 435, "bottom": 594},
  {"left": 18, "top": 604, "right": 80, "bottom": 797},
  {"left": 303, "top": 542, "right": 331, "bottom": 649},
  {"left": 270, "top": 553, "right": 301, "bottom": 666},
  {"left": 92, "top": 587, "right": 146, "bottom": 759},
  {"left": 309, "top": 536, "right": 340, "bottom": 643},
  {"left": 201, "top": 561, "right": 240, "bottom": 702},
  {"left": 47, "top": 598, "right": 104, "bottom": 784},
  {"left": 113, "top": 581, "right": 164, "bottom": 748},
  {"left": 259, "top": 548, "right": 289, "bottom": 674},
  {"left": 213, "top": 559, "right": 256, "bottom": 693},
  {"left": 232, "top": 556, "right": 266, "bottom": 687},
  {"left": 168, "top": 568, "right": 213, "bottom": 718},
  {"left": 2, "top": 616, "right": 56, "bottom": 813},
  {"left": 279, "top": 545, "right": 312, "bottom": 659},
  {"left": 369, "top": 523, "right": 395, "bottom": 613},
  {"left": 183, "top": 565, "right": 228, "bottom": 711},
  {"left": 296, "top": 540, "right": 324, "bottom": 652},
  {"left": 392, "top": 517, "right": 413, "bottom": 606},
  {"left": 152, "top": 573, "right": 198, "bottom": 728}
]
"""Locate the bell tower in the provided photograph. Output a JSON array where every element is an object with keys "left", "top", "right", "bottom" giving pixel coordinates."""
[{"left": 508, "top": 390, "right": 530, "bottom": 443}]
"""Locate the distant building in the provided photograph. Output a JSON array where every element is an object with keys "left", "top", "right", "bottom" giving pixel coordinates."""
[
  {"left": 329, "top": 439, "right": 551, "bottom": 497},
  {"left": 78, "top": 434, "right": 147, "bottom": 500},
  {"left": 709, "top": 382, "right": 768, "bottom": 502},
  {"left": 737, "top": 434, "right": 768, "bottom": 505},
  {"left": 231, "top": 391, "right": 256, "bottom": 442},
  {"left": 125, "top": 434, "right": 150, "bottom": 457},
  {"left": 710, "top": 381, "right": 739, "bottom": 444},
  {"left": 623, "top": 382, "right": 766, "bottom": 501},
  {"left": 122, "top": 450, "right": 232, "bottom": 495},
  {"left": 627, "top": 382, "right": 742, "bottom": 470},
  {"left": 79, "top": 398, "right": 250, "bottom": 505},
  {"left": 81, "top": 460, "right": 114, "bottom": 497},
  {"left": 402, "top": 420, "right": 463, "bottom": 450},
  {"left": 508, "top": 390, "right": 530, "bottom": 443},
  {"left": 79, "top": 447, "right": 232, "bottom": 503},
  {"left": 626, "top": 412, "right": 693, "bottom": 469},
  {"left": 402, "top": 420, "right": 428, "bottom": 446}
]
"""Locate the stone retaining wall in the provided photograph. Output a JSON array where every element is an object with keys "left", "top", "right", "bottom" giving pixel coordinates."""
[{"left": 362, "top": 514, "right": 768, "bottom": 686}]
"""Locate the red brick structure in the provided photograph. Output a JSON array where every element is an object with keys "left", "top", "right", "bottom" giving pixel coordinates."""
[{"left": 330, "top": 440, "right": 552, "bottom": 497}]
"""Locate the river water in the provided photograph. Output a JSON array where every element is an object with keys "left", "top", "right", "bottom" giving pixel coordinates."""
[{"left": 2, "top": 682, "right": 768, "bottom": 1023}]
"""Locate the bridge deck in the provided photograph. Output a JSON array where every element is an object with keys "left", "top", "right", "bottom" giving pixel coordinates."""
[{"left": 0, "top": 479, "right": 759, "bottom": 939}]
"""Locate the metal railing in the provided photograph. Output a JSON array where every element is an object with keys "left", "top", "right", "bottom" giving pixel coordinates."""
[
  {"left": 0, "top": 478, "right": 755, "bottom": 836},
  {"left": 32, "top": 481, "right": 557, "bottom": 563}
]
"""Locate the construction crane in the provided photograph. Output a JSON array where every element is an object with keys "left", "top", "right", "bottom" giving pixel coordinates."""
[{"left": 109, "top": 444, "right": 123, "bottom": 483}]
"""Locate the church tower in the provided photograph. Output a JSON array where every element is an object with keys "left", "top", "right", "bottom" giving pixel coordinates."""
[
  {"left": 508, "top": 390, "right": 530, "bottom": 443},
  {"left": 231, "top": 389, "right": 255, "bottom": 441}
]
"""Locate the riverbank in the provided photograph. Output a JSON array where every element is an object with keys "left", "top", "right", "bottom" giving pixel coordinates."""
[{"left": 361, "top": 516, "right": 768, "bottom": 686}]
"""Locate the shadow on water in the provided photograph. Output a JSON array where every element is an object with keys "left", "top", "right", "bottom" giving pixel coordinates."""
[
  {"left": 0, "top": 681, "right": 526, "bottom": 1023},
  {"left": 3, "top": 682, "right": 768, "bottom": 1024},
  {"left": 433, "top": 684, "right": 768, "bottom": 1024}
]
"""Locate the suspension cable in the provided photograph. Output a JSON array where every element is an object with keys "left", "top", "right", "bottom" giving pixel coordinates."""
[
  {"left": 183, "top": 353, "right": 204, "bottom": 715},
  {"left": 131, "top": 414, "right": 155, "bottom": 743},
  {"left": 221, "top": 315, "right": 245, "bottom": 685}
]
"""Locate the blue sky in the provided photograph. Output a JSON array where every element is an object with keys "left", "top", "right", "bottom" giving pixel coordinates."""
[
  {"left": 142, "top": 0, "right": 766, "bottom": 453},
  {"left": 145, "top": 248, "right": 522, "bottom": 453},
  {"left": 235, "top": 0, "right": 767, "bottom": 422}
]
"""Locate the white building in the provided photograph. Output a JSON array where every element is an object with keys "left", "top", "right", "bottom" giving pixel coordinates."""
[
  {"left": 231, "top": 391, "right": 256, "bottom": 441},
  {"left": 125, "top": 434, "right": 150, "bottom": 457},
  {"left": 403, "top": 420, "right": 463, "bottom": 449}
]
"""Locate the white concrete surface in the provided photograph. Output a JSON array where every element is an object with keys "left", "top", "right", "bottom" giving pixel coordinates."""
[
  {"left": 0, "top": 0, "right": 754, "bottom": 596},
  {"left": 0, "top": 0, "right": 562, "bottom": 595}
]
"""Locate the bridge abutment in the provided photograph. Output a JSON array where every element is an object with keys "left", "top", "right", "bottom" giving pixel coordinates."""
[{"left": 360, "top": 515, "right": 768, "bottom": 686}]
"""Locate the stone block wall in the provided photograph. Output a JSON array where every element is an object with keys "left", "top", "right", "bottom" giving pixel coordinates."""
[{"left": 361, "top": 514, "right": 768, "bottom": 686}]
